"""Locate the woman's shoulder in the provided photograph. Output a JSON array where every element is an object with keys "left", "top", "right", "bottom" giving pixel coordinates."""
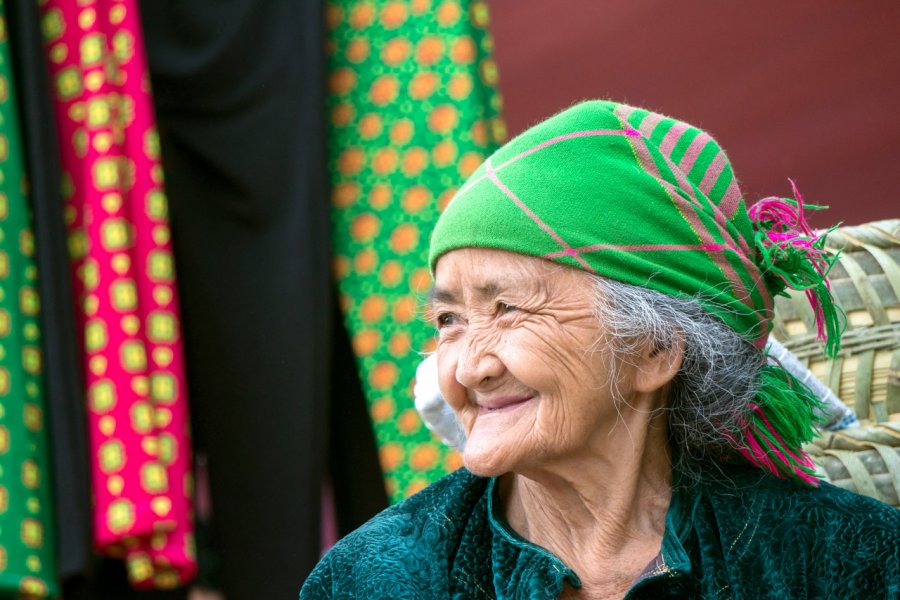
[
  {"left": 335, "top": 468, "right": 488, "bottom": 551},
  {"left": 702, "top": 464, "right": 900, "bottom": 531},
  {"left": 694, "top": 465, "right": 899, "bottom": 596},
  {"left": 300, "top": 468, "right": 489, "bottom": 599},
  {"left": 334, "top": 466, "right": 487, "bottom": 552}
]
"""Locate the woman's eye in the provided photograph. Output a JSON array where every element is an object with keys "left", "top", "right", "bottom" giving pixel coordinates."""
[
  {"left": 498, "top": 302, "right": 519, "bottom": 314},
  {"left": 436, "top": 313, "right": 458, "bottom": 328}
]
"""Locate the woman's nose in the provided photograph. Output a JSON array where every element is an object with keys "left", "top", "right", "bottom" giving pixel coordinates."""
[{"left": 455, "top": 332, "right": 505, "bottom": 389}]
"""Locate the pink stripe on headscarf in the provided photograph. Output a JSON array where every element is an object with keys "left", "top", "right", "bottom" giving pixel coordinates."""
[
  {"left": 485, "top": 158, "right": 595, "bottom": 273},
  {"left": 677, "top": 131, "right": 713, "bottom": 175},
  {"left": 719, "top": 177, "right": 744, "bottom": 220},
  {"left": 658, "top": 121, "right": 690, "bottom": 158},
  {"left": 698, "top": 151, "right": 728, "bottom": 195},
  {"left": 637, "top": 111, "right": 665, "bottom": 139},
  {"left": 624, "top": 132, "right": 757, "bottom": 312}
]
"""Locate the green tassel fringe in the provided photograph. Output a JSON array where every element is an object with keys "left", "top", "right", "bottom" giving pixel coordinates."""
[{"left": 738, "top": 364, "right": 826, "bottom": 485}]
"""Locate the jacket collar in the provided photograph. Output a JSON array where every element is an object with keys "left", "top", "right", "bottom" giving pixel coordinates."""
[{"left": 485, "top": 474, "right": 696, "bottom": 597}]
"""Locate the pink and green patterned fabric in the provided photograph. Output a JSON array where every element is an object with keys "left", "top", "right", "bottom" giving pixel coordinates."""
[
  {"left": 431, "top": 100, "right": 841, "bottom": 484},
  {"left": 39, "top": 0, "right": 195, "bottom": 588},
  {"left": 326, "top": 0, "right": 505, "bottom": 502},
  {"left": 0, "top": 2, "right": 58, "bottom": 596}
]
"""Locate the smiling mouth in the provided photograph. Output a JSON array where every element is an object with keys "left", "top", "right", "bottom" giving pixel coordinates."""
[{"left": 478, "top": 396, "right": 535, "bottom": 414}]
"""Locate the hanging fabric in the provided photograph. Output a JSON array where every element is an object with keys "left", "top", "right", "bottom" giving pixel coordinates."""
[
  {"left": 140, "top": 0, "right": 387, "bottom": 593},
  {"left": 0, "top": 2, "right": 59, "bottom": 596},
  {"left": 6, "top": 0, "right": 93, "bottom": 582},
  {"left": 38, "top": 0, "right": 195, "bottom": 589},
  {"left": 325, "top": 0, "right": 506, "bottom": 502}
]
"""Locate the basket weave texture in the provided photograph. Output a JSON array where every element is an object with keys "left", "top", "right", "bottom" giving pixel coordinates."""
[
  {"left": 772, "top": 219, "right": 900, "bottom": 506},
  {"left": 807, "top": 424, "right": 900, "bottom": 507}
]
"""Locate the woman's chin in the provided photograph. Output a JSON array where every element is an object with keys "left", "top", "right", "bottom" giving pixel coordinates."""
[
  {"left": 460, "top": 401, "right": 539, "bottom": 476},
  {"left": 461, "top": 431, "right": 520, "bottom": 477},
  {"left": 462, "top": 452, "right": 508, "bottom": 477}
]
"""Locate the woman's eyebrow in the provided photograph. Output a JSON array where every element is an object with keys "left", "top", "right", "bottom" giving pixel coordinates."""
[
  {"left": 474, "top": 283, "right": 503, "bottom": 300},
  {"left": 428, "top": 282, "right": 507, "bottom": 304},
  {"left": 428, "top": 287, "right": 456, "bottom": 304}
]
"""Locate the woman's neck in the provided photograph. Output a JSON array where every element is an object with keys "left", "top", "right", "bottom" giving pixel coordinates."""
[{"left": 500, "top": 406, "right": 672, "bottom": 597}]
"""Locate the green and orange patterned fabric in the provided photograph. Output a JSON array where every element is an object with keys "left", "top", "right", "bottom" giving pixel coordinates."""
[
  {"left": 39, "top": 0, "right": 196, "bottom": 588},
  {"left": 326, "top": 0, "right": 505, "bottom": 502},
  {"left": 0, "top": 2, "right": 58, "bottom": 596}
]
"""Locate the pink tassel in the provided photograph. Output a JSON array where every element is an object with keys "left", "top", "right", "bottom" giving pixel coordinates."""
[
  {"left": 737, "top": 434, "right": 772, "bottom": 472},
  {"left": 748, "top": 180, "right": 841, "bottom": 353}
]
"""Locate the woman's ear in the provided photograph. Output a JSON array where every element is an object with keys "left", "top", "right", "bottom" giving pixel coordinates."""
[{"left": 633, "top": 334, "right": 684, "bottom": 393}]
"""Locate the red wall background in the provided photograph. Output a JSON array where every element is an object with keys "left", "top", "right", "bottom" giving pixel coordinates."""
[{"left": 488, "top": 0, "right": 900, "bottom": 228}]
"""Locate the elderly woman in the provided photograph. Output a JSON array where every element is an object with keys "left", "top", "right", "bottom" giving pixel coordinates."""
[{"left": 301, "top": 101, "right": 899, "bottom": 599}]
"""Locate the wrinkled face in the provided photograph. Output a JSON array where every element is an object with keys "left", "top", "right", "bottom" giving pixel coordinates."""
[{"left": 431, "top": 248, "right": 635, "bottom": 476}]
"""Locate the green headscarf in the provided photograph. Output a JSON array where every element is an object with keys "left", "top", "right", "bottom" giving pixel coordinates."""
[{"left": 430, "top": 100, "right": 841, "bottom": 484}]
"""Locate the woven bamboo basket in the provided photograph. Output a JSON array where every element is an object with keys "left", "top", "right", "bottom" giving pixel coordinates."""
[
  {"left": 807, "top": 424, "right": 900, "bottom": 506},
  {"left": 771, "top": 219, "right": 900, "bottom": 506}
]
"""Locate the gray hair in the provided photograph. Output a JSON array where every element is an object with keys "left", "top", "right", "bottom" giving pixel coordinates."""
[{"left": 592, "top": 277, "right": 762, "bottom": 478}]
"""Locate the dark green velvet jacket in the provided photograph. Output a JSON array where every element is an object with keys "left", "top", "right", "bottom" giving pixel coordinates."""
[{"left": 301, "top": 466, "right": 899, "bottom": 599}]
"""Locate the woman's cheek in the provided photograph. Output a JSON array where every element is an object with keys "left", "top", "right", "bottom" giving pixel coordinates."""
[
  {"left": 504, "top": 328, "right": 552, "bottom": 387},
  {"left": 435, "top": 342, "right": 465, "bottom": 412}
]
